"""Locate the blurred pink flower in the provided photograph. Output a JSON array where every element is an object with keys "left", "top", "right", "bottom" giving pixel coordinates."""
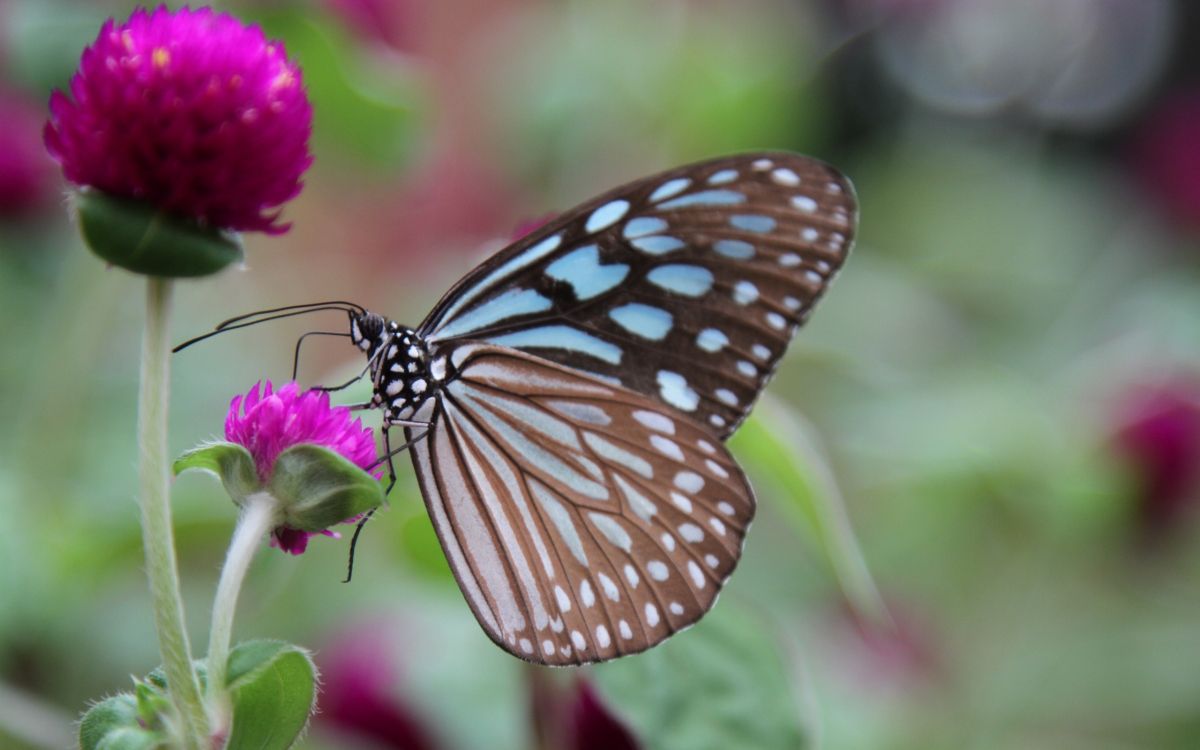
[
  {"left": 44, "top": 6, "right": 312, "bottom": 234},
  {"left": 565, "top": 680, "right": 640, "bottom": 750},
  {"left": 316, "top": 622, "right": 444, "bottom": 750},
  {"left": 0, "top": 91, "right": 53, "bottom": 217},
  {"left": 511, "top": 213, "right": 557, "bottom": 241},
  {"left": 225, "top": 380, "right": 379, "bottom": 554},
  {"left": 531, "top": 671, "right": 640, "bottom": 750},
  {"left": 819, "top": 598, "right": 942, "bottom": 694},
  {"left": 1113, "top": 380, "right": 1200, "bottom": 537},
  {"left": 1131, "top": 89, "right": 1200, "bottom": 231},
  {"left": 323, "top": 0, "right": 420, "bottom": 53}
]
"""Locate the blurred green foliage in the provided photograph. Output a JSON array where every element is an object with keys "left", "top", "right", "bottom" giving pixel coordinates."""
[{"left": 2, "top": 1, "right": 1199, "bottom": 749}]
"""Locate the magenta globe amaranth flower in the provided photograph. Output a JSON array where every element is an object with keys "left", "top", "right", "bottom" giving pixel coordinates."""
[
  {"left": 45, "top": 7, "right": 313, "bottom": 277},
  {"left": 224, "top": 381, "right": 382, "bottom": 554},
  {"left": 45, "top": 6, "right": 312, "bottom": 234}
]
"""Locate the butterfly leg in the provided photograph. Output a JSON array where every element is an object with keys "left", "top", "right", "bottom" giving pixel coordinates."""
[
  {"left": 345, "top": 425, "right": 431, "bottom": 583},
  {"left": 342, "top": 425, "right": 393, "bottom": 583}
]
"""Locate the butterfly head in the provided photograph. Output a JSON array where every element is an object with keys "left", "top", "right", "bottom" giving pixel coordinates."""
[{"left": 349, "top": 310, "right": 391, "bottom": 356}]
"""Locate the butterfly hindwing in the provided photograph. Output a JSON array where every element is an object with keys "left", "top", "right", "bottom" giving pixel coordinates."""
[
  {"left": 405, "top": 344, "right": 754, "bottom": 665},
  {"left": 419, "top": 152, "right": 857, "bottom": 437}
]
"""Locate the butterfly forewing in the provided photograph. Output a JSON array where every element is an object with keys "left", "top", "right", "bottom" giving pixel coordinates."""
[
  {"left": 419, "top": 152, "right": 856, "bottom": 437},
  {"left": 405, "top": 344, "right": 753, "bottom": 665}
]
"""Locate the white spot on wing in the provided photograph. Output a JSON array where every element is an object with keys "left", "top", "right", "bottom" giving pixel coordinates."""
[
  {"left": 598, "top": 572, "right": 620, "bottom": 601},
  {"left": 614, "top": 474, "right": 658, "bottom": 522},
  {"left": 656, "top": 370, "right": 699, "bottom": 411},
  {"left": 652, "top": 559, "right": 672, "bottom": 583},
  {"left": 674, "top": 471, "right": 705, "bottom": 493},
  {"left": 633, "top": 409, "right": 675, "bottom": 434},
  {"left": 671, "top": 492, "right": 694, "bottom": 512},
  {"left": 791, "top": 195, "right": 818, "bottom": 212},
  {"left": 590, "top": 512, "right": 633, "bottom": 552},
  {"left": 650, "top": 434, "right": 685, "bottom": 461},
  {"left": 696, "top": 328, "right": 728, "bottom": 353},
  {"left": 772, "top": 167, "right": 800, "bottom": 186},
  {"left": 586, "top": 200, "right": 630, "bottom": 233},
  {"left": 624, "top": 563, "right": 640, "bottom": 587},
  {"left": 555, "top": 585, "right": 572, "bottom": 612},
  {"left": 546, "top": 400, "right": 612, "bottom": 426},
  {"left": 732, "top": 280, "right": 758, "bottom": 305},
  {"left": 649, "top": 177, "right": 691, "bottom": 203},
  {"left": 623, "top": 216, "right": 667, "bottom": 238},
  {"left": 706, "top": 459, "right": 729, "bottom": 478},
  {"left": 708, "top": 168, "right": 738, "bottom": 184}
]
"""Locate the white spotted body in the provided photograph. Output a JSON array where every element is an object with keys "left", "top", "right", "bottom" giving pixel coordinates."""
[{"left": 350, "top": 314, "right": 445, "bottom": 425}]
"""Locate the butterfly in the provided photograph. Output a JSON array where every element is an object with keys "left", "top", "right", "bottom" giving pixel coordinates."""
[{"left": 179, "top": 153, "right": 856, "bottom": 665}]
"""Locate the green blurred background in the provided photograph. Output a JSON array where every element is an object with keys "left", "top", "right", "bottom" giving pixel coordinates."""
[{"left": 2, "top": 0, "right": 1199, "bottom": 748}]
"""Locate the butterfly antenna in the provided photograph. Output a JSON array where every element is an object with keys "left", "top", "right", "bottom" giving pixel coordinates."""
[
  {"left": 173, "top": 302, "right": 364, "bottom": 353},
  {"left": 214, "top": 300, "right": 365, "bottom": 331}
]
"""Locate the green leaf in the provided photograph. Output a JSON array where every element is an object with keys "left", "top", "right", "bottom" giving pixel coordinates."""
[
  {"left": 79, "top": 693, "right": 165, "bottom": 750},
  {"left": 174, "top": 441, "right": 262, "bottom": 507},
  {"left": 268, "top": 444, "right": 385, "bottom": 531},
  {"left": 592, "top": 604, "right": 808, "bottom": 750},
  {"left": 224, "top": 640, "right": 317, "bottom": 750},
  {"left": 729, "top": 396, "right": 887, "bottom": 625},
  {"left": 75, "top": 190, "right": 244, "bottom": 278}
]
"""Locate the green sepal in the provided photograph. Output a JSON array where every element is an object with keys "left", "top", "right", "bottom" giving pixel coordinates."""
[
  {"left": 133, "top": 677, "right": 173, "bottom": 729},
  {"left": 75, "top": 189, "right": 244, "bottom": 278},
  {"left": 268, "top": 444, "right": 385, "bottom": 531},
  {"left": 79, "top": 693, "right": 166, "bottom": 750},
  {"left": 174, "top": 441, "right": 262, "bottom": 507},
  {"left": 224, "top": 640, "right": 318, "bottom": 750}
]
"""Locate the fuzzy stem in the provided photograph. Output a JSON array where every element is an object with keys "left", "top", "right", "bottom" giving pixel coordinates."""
[
  {"left": 206, "top": 491, "right": 280, "bottom": 732},
  {"left": 138, "top": 277, "right": 208, "bottom": 749}
]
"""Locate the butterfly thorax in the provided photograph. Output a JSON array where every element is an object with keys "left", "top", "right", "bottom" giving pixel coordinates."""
[{"left": 350, "top": 312, "right": 442, "bottom": 425}]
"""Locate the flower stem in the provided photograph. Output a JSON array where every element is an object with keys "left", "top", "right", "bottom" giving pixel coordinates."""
[
  {"left": 206, "top": 492, "right": 280, "bottom": 731},
  {"left": 138, "top": 277, "right": 208, "bottom": 749}
]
